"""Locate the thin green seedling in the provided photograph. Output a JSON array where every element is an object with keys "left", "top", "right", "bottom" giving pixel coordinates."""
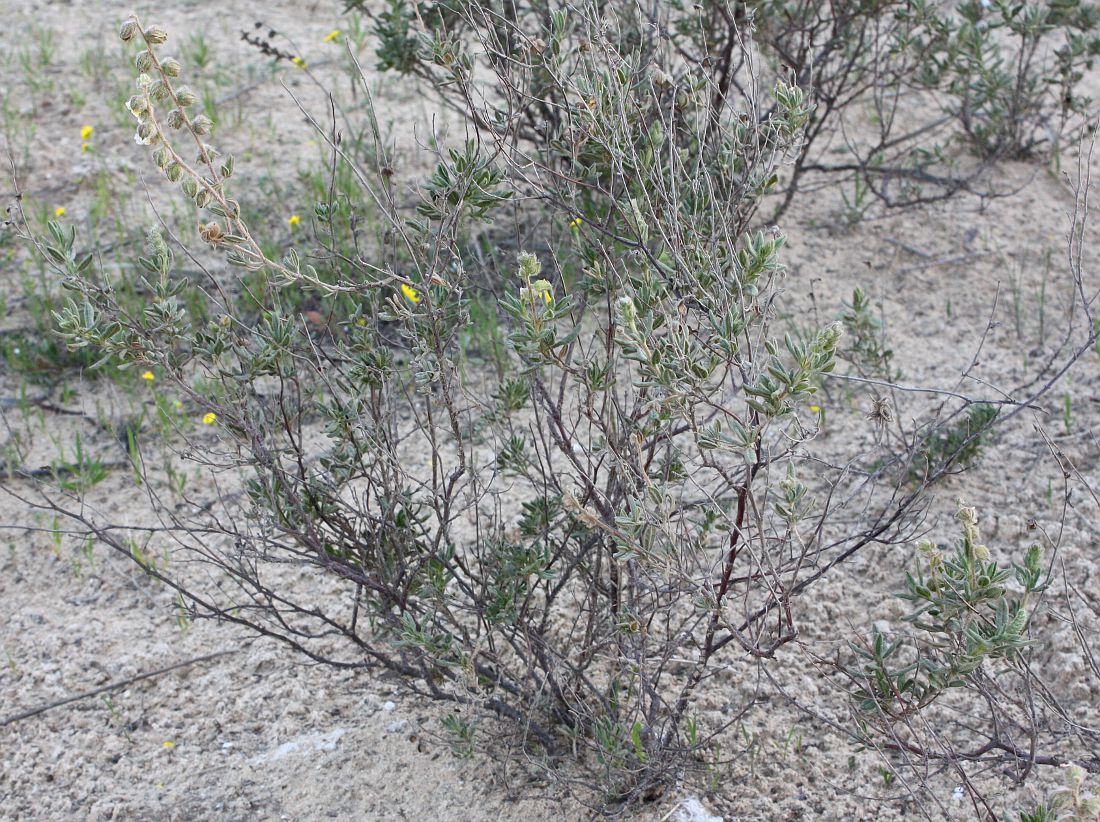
[
  {"left": 185, "top": 32, "right": 211, "bottom": 70},
  {"left": 840, "top": 174, "right": 869, "bottom": 227}
]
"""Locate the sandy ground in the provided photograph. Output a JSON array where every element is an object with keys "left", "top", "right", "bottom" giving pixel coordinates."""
[{"left": 2, "top": 1, "right": 1100, "bottom": 820}]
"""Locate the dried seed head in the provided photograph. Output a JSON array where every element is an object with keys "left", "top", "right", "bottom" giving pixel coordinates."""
[
  {"left": 160, "top": 58, "right": 181, "bottom": 77},
  {"left": 191, "top": 114, "right": 214, "bottom": 135},
  {"left": 175, "top": 87, "right": 197, "bottom": 107},
  {"left": 152, "top": 145, "right": 172, "bottom": 168},
  {"left": 166, "top": 108, "right": 184, "bottom": 129},
  {"left": 198, "top": 221, "right": 224, "bottom": 245},
  {"left": 135, "top": 51, "right": 154, "bottom": 73},
  {"left": 144, "top": 25, "right": 168, "bottom": 45},
  {"left": 119, "top": 19, "right": 139, "bottom": 42},
  {"left": 181, "top": 178, "right": 198, "bottom": 198},
  {"left": 165, "top": 163, "right": 183, "bottom": 183},
  {"left": 865, "top": 395, "right": 892, "bottom": 428},
  {"left": 195, "top": 188, "right": 212, "bottom": 208}
]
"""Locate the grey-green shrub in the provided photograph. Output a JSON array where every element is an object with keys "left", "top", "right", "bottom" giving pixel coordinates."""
[{"left": 15, "top": 4, "right": 1100, "bottom": 809}]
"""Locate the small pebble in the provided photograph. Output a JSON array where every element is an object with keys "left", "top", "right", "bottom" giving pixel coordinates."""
[
  {"left": 382, "top": 701, "right": 396, "bottom": 712},
  {"left": 385, "top": 719, "right": 408, "bottom": 734}
]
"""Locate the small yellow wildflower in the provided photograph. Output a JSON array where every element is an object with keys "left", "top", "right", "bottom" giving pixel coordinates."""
[
  {"left": 400, "top": 284, "right": 421, "bottom": 304},
  {"left": 172, "top": 399, "right": 184, "bottom": 411},
  {"left": 292, "top": 56, "right": 307, "bottom": 69},
  {"left": 288, "top": 214, "right": 301, "bottom": 227},
  {"left": 54, "top": 207, "right": 66, "bottom": 218},
  {"left": 569, "top": 217, "right": 583, "bottom": 229},
  {"left": 324, "top": 30, "right": 341, "bottom": 43},
  {"left": 355, "top": 317, "right": 367, "bottom": 327},
  {"left": 162, "top": 741, "right": 175, "bottom": 750},
  {"left": 81, "top": 125, "right": 94, "bottom": 141},
  {"left": 141, "top": 370, "right": 155, "bottom": 383},
  {"left": 809, "top": 405, "right": 821, "bottom": 414},
  {"left": 531, "top": 278, "right": 553, "bottom": 304},
  {"left": 202, "top": 412, "right": 217, "bottom": 425},
  {"left": 81, "top": 142, "right": 91, "bottom": 152}
]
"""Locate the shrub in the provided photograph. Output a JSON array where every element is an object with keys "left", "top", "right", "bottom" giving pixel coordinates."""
[
  {"left": 351, "top": 0, "right": 1100, "bottom": 218},
  {"left": 11, "top": 3, "right": 1100, "bottom": 810}
]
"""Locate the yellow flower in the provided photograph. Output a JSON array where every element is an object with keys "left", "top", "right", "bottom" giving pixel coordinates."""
[
  {"left": 54, "top": 207, "right": 66, "bottom": 218},
  {"left": 809, "top": 405, "right": 821, "bottom": 414},
  {"left": 81, "top": 142, "right": 91, "bottom": 152},
  {"left": 288, "top": 214, "right": 301, "bottom": 227},
  {"left": 141, "top": 370, "right": 155, "bottom": 382},
  {"left": 292, "top": 56, "right": 307, "bottom": 69},
  {"left": 400, "top": 284, "right": 421, "bottom": 304},
  {"left": 202, "top": 412, "right": 217, "bottom": 425},
  {"left": 172, "top": 399, "right": 183, "bottom": 411},
  {"left": 162, "top": 741, "right": 175, "bottom": 749},
  {"left": 81, "top": 125, "right": 94, "bottom": 140},
  {"left": 355, "top": 317, "right": 367, "bottom": 327},
  {"left": 569, "top": 217, "right": 583, "bottom": 229},
  {"left": 324, "top": 30, "right": 341, "bottom": 43}
]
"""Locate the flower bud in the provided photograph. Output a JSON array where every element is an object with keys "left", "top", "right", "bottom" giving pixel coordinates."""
[
  {"left": 165, "top": 163, "right": 183, "bottom": 183},
  {"left": 152, "top": 145, "right": 172, "bottom": 168},
  {"left": 182, "top": 178, "right": 198, "bottom": 198},
  {"left": 160, "top": 58, "right": 181, "bottom": 77},
  {"left": 166, "top": 108, "right": 184, "bottom": 129},
  {"left": 144, "top": 25, "right": 168, "bottom": 45},
  {"left": 175, "top": 87, "right": 197, "bottom": 107},
  {"left": 135, "top": 51, "right": 154, "bottom": 73},
  {"left": 815, "top": 321, "right": 843, "bottom": 355},
  {"left": 195, "top": 188, "right": 212, "bottom": 208},
  {"left": 517, "top": 251, "right": 541, "bottom": 280},
  {"left": 119, "top": 20, "right": 139, "bottom": 42},
  {"left": 616, "top": 296, "right": 639, "bottom": 332},
  {"left": 191, "top": 114, "right": 214, "bottom": 135}
]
